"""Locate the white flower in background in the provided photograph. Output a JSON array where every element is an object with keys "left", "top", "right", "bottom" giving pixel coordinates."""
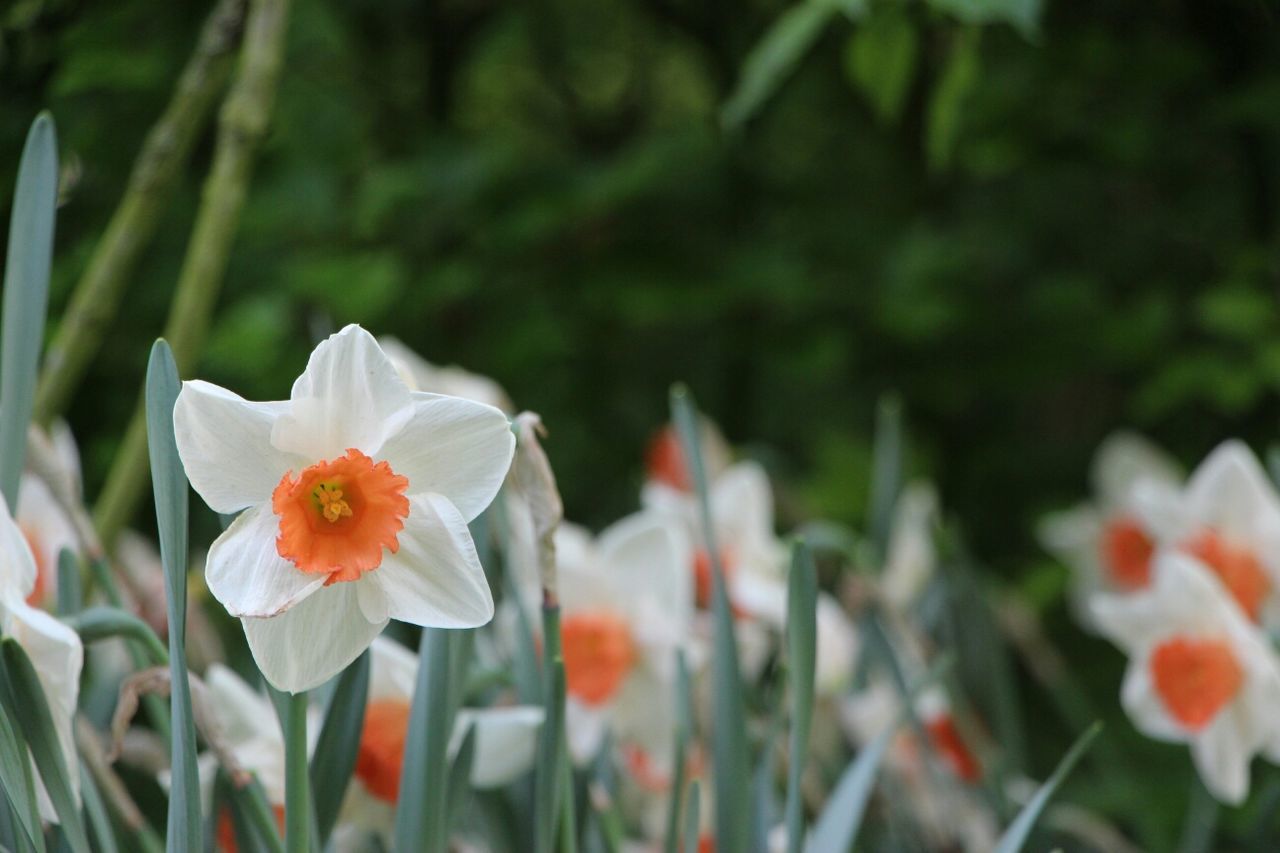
[
  {"left": 16, "top": 421, "right": 81, "bottom": 610},
  {"left": 1135, "top": 440, "right": 1280, "bottom": 628},
  {"left": 1038, "top": 432, "right": 1182, "bottom": 629},
  {"left": 333, "top": 637, "right": 543, "bottom": 849},
  {"left": 879, "top": 481, "right": 939, "bottom": 612},
  {"left": 0, "top": 492, "right": 83, "bottom": 822},
  {"left": 378, "top": 336, "right": 514, "bottom": 414},
  {"left": 840, "top": 679, "right": 995, "bottom": 850},
  {"left": 173, "top": 325, "right": 515, "bottom": 692},
  {"left": 1092, "top": 551, "right": 1280, "bottom": 804},
  {"left": 536, "top": 513, "right": 692, "bottom": 765}
]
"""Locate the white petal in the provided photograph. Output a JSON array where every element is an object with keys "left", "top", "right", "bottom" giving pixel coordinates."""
[
  {"left": 598, "top": 512, "right": 691, "bottom": 642},
  {"left": 368, "top": 636, "right": 417, "bottom": 702},
  {"left": 16, "top": 474, "right": 77, "bottom": 606},
  {"left": 356, "top": 577, "right": 390, "bottom": 624},
  {"left": 5, "top": 599, "right": 83, "bottom": 819},
  {"left": 270, "top": 325, "right": 413, "bottom": 461},
  {"left": 204, "top": 663, "right": 280, "bottom": 749},
  {"left": 882, "top": 481, "right": 939, "bottom": 610},
  {"left": 710, "top": 461, "right": 776, "bottom": 553},
  {"left": 1191, "top": 717, "right": 1252, "bottom": 806},
  {"left": 376, "top": 393, "right": 514, "bottom": 522},
  {"left": 173, "top": 380, "right": 301, "bottom": 514},
  {"left": 565, "top": 699, "right": 607, "bottom": 765},
  {"left": 1118, "top": 661, "right": 1182, "bottom": 742},
  {"left": 205, "top": 503, "right": 325, "bottom": 618},
  {"left": 378, "top": 337, "right": 514, "bottom": 412},
  {"left": 1091, "top": 432, "right": 1181, "bottom": 507},
  {"left": 0, "top": 491, "right": 38, "bottom": 600},
  {"left": 242, "top": 582, "right": 387, "bottom": 693},
  {"left": 1183, "top": 440, "right": 1280, "bottom": 541},
  {"left": 815, "top": 593, "right": 858, "bottom": 695},
  {"left": 374, "top": 494, "right": 494, "bottom": 628},
  {"left": 451, "top": 706, "right": 544, "bottom": 789}
]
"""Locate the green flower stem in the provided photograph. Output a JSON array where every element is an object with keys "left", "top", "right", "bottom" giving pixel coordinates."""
[
  {"left": 92, "top": 0, "right": 292, "bottom": 547},
  {"left": 32, "top": 0, "right": 248, "bottom": 428},
  {"left": 283, "top": 690, "right": 309, "bottom": 853}
]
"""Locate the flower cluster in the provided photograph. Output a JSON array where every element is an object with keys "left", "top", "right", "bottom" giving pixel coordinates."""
[{"left": 1042, "top": 438, "right": 1280, "bottom": 803}]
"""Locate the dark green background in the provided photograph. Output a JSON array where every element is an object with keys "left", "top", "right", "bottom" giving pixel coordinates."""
[{"left": 4, "top": 0, "right": 1280, "bottom": 845}]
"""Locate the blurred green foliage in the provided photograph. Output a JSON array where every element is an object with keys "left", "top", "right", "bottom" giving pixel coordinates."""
[{"left": 3, "top": 3, "right": 1280, "bottom": 840}]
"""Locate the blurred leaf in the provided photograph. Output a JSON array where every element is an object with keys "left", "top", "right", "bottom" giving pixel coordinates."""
[
  {"left": 446, "top": 721, "right": 477, "bottom": 829},
  {"left": 722, "top": 1, "right": 840, "bottom": 130},
  {"left": 64, "top": 606, "right": 168, "bottom": 666},
  {"left": 0, "top": 698, "right": 43, "bottom": 853},
  {"left": 672, "top": 385, "right": 750, "bottom": 853},
  {"left": 55, "top": 549, "right": 81, "bottom": 617},
  {"left": 867, "top": 394, "right": 903, "bottom": 563},
  {"left": 805, "top": 712, "right": 895, "bottom": 852},
  {"left": 0, "top": 112, "right": 57, "bottom": 509},
  {"left": 682, "top": 780, "right": 701, "bottom": 853},
  {"left": 845, "top": 10, "right": 917, "bottom": 124},
  {"left": 994, "top": 722, "right": 1102, "bottom": 853},
  {"left": 79, "top": 765, "right": 118, "bottom": 853},
  {"left": 310, "top": 650, "right": 370, "bottom": 846},
  {"left": 143, "top": 339, "right": 201, "bottom": 852},
  {"left": 0, "top": 639, "right": 89, "bottom": 852},
  {"left": 925, "top": 27, "right": 981, "bottom": 172},
  {"left": 785, "top": 539, "right": 818, "bottom": 853},
  {"left": 925, "top": 0, "right": 1041, "bottom": 37},
  {"left": 664, "top": 650, "right": 693, "bottom": 853},
  {"left": 535, "top": 658, "right": 567, "bottom": 853}
]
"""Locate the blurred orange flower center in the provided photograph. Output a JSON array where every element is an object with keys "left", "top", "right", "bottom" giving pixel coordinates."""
[
  {"left": 1099, "top": 515, "right": 1154, "bottom": 591},
  {"left": 356, "top": 699, "right": 411, "bottom": 803},
  {"left": 272, "top": 448, "right": 410, "bottom": 585},
  {"left": 924, "top": 713, "right": 981, "bottom": 782},
  {"left": 1182, "top": 529, "right": 1270, "bottom": 622},
  {"left": 1150, "top": 636, "right": 1243, "bottom": 730},
  {"left": 561, "top": 611, "right": 636, "bottom": 706},
  {"left": 646, "top": 427, "right": 690, "bottom": 492}
]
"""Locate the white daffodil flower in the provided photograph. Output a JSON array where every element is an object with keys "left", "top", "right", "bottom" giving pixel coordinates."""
[
  {"left": 377, "top": 336, "right": 514, "bottom": 414},
  {"left": 16, "top": 421, "right": 82, "bottom": 610},
  {"left": 1038, "top": 432, "right": 1182, "bottom": 630},
  {"left": 1092, "top": 551, "right": 1280, "bottom": 804},
  {"left": 1137, "top": 440, "right": 1280, "bottom": 628},
  {"left": 0, "top": 492, "right": 83, "bottom": 823},
  {"left": 333, "top": 636, "right": 543, "bottom": 849},
  {"left": 173, "top": 324, "right": 515, "bottom": 692},
  {"left": 529, "top": 512, "right": 692, "bottom": 765}
]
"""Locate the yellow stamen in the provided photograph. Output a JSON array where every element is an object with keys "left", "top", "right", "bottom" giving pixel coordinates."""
[{"left": 314, "top": 483, "right": 353, "bottom": 523}]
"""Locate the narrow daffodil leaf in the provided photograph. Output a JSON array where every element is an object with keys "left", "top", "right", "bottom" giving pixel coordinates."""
[
  {"left": 0, "top": 697, "right": 43, "bottom": 853},
  {"left": 0, "top": 112, "right": 57, "bottom": 509},
  {"left": 235, "top": 775, "right": 285, "bottom": 853},
  {"left": 867, "top": 393, "right": 902, "bottom": 563},
  {"left": 65, "top": 606, "right": 168, "bottom": 666},
  {"left": 534, "top": 654, "right": 567, "bottom": 853},
  {"left": 671, "top": 385, "right": 749, "bottom": 853},
  {"left": 143, "top": 339, "right": 200, "bottom": 852},
  {"left": 993, "top": 722, "right": 1102, "bottom": 853},
  {"left": 394, "top": 628, "right": 467, "bottom": 853},
  {"left": 79, "top": 765, "right": 119, "bottom": 853},
  {"left": 0, "top": 639, "right": 89, "bottom": 852},
  {"left": 663, "top": 649, "right": 692, "bottom": 853},
  {"left": 682, "top": 780, "right": 701, "bottom": 853},
  {"left": 55, "top": 549, "right": 81, "bottom": 617},
  {"left": 446, "top": 721, "right": 477, "bottom": 830},
  {"left": 310, "top": 649, "right": 369, "bottom": 846},
  {"left": 785, "top": 538, "right": 818, "bottom": 853}
]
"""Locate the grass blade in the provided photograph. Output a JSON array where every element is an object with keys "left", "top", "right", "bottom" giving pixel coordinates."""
[
  {"left": 866, "top": 394, "right": 902, "bottom": 563},
  {"left": 143, "top": 339, "right": 200, "bottom": 851},
  {"left": 663, "top": 650, "right": 693, "bottom": 853},
  {"left": 785, "top": 539, "right": 818, "bottom": 853},
  {"left": 671, "top": 385, "right": 749, "bottom": 853},
  {"left": 0, "top": 639, "right": 89, "bottom": 852},
  {"left": 64, "top": 606, "right": 168, "bottom": 666},
  {"left": 993, "top": 722, "right": 1103, "bottom": 853},
  {"left": 805, "top": 714, "right": 897, "bottom": 853},
  {"left": 721, "top": 1, "right": 836, "bottom": 130},
  {"left": 394, "top": 628, "right": 467, "bottom": 853},
  {"left": 78, "top": 765, "right": 119, "bottom": 853},
  {"left": 534, "top": 655, "right": 567, "bottom": 853},
  {"left": 55, "top": 549, "right": 81, "bottom": 617},
  {"left": 0, "top": 697, "right": 43, "bottom": 852},
  {"left": 682, "top": 780, "right": 701, "bottom": 853},
  {"left": 446, "top": 721, "right": 477, "bottom": 829},
  {"left": 309, "top": 649, "right": 369, "bottom": 846},
  {"left": 0, "top": 112, "right": 57, "bottom": 509}
]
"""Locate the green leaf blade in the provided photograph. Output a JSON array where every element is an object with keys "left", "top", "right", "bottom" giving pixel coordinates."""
[
  {"left": 0, "top": 112, "right": 58, "bottom": 509},
  {"left": 994, "top": 722, "right": 1103, "bottom": 853},
  {"left": 785, "top": 539, "right": 818, "bottom": 853},
  {"left": 143, "top": 339, "right": 200, "bottom": 852},
  {"left": 309, "top": 649, "right": 370, "bottom": 846}
]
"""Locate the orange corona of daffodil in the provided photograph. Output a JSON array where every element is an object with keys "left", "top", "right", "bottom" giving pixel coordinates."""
[{"left": 173, "top": 325, "right": 515, "bottom": 692}]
